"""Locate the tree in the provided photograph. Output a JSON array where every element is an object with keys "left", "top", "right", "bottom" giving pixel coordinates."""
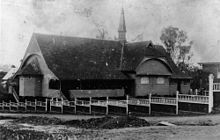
[
  {"left": 95, "top": 27, "right": 109, "bottom": 40},
  {"left": 90, "top": 19, "right": 110, "bottom": 40},
  {"left": 160, "top": 26, "right": 193, "bottom": 70}
]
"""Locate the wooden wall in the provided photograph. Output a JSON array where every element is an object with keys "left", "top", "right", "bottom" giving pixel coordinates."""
[
  {"left": 19, "top": 76, "right": 42, "bottom": 97},
  {"left": 134, "top": 59, "right": 172, "bottom": 96},
  {"left": 135, "top": 76, "right": 170, "bottom": 96}
]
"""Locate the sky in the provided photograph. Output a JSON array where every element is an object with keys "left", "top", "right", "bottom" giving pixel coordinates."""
[{"left": 0, "top": 0, "right": 220, "bottom": 66}]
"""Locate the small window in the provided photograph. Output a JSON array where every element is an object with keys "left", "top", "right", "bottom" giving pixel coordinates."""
[
  {"left": 157, "top": 77, "right": 165, "bottom": 84},
  {"left": 141, "top": 77, "right": 149, "bottom": 84}
]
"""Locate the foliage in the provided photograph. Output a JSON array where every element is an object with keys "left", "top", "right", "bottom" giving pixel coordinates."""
[
  {"left": 91, "top": 19, "right": 110, "bottom": 40},
  {"left": 188, "top": 67, "right": 210, "bottom": 89},
  {"left": 0, "top": 71, "right": 7, "bottom": 94},
  {"left": 95, "top": 27, "right": 109, "bottom": 40},
  {"left": 160, "top": 26, "right": 193, "bottom": 70}
]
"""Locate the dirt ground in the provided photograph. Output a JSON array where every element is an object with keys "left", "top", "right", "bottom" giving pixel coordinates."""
[{"left": 1, "top": 113, "right": 220, "bottom": 140}]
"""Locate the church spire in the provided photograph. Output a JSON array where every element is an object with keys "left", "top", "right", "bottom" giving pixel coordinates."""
[{"left": 118, "top": 8, "right": 126, "bottom": 42}]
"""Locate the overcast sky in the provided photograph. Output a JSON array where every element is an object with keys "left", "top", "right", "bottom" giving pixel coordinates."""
[{"left": 1, "top": 0, "right": 220, "bottom": 66}]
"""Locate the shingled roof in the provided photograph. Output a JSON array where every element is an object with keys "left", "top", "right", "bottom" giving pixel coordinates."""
[
  {"left": 32, "top": 33, "right": 190, "bottom": 80},
  {"left": 35, "top": 34, "right": 126, "bottom": 80},
  {"left": 121, "top": 42, "right": 164, "bottom": 71}
]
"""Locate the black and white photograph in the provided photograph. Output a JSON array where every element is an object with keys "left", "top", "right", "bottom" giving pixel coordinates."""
[{"left": 0, "top": 0, "right": 220, "bottom": 139}]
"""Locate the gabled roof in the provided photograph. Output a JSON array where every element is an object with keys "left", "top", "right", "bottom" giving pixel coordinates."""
[
  {"left": 16, "top": 60, "right": 42, "bottom": 76},
  {"left": 121, "top": 42, "right": 165, "bottom": 71},
  {"left": 35, "top": 33, "right": 126, "bottom": 80},
  {"left": 2, "top": 67, "right": 18, "bottom": 80},
  {"left": 121, "top": 42, "right": 191, "bottom": 79},
  {"left": 27, "top": 33, "right": 190, "bottom": 80}
]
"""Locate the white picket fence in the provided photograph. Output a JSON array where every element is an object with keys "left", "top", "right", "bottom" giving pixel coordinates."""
[
  {"left": 151, "top": 97, "right": 177, "bottom": 105},
  {"left": 213, "top": 83, "right": 220, "bottom": 92},
  {"left": 0, "top": 99, "right": 48, "bottom": 112},
  {"left": 128, "top": 98, "right": 150, "bottom": 106},
  {"left": 178, "top": 94, "right": 209, "bottom": 104},
  {"left": 47, "top": 91, "right": 210, "bottom": 115},
  {"left": 0, "top": 74, "right": 217, "bottom": 114},
  {"left": 91, "top": 99, "right": 107, "bottom": 107},
  {"left": 0, "top": 93, "right": 212, "bottom": 115}
]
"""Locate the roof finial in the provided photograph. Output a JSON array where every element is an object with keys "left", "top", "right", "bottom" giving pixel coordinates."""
[{"left": 118, "top": 7, "right": 126, "bottom": 42}]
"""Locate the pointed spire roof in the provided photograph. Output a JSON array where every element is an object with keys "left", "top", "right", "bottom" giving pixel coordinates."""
[{"left": 118, "top": 8, "right": 126, "bottom": 32}]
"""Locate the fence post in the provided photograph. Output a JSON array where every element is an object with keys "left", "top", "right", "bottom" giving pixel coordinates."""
[
  {"left": 25, "top": 99, "right": 27, "bottom": 112},
  {"left": 208, "top": 74, "right": 214, "bottom": 113},
  {"left": 195, "top": 89, "right": 198, "bottom": 95},
  {"left": 176, "top": 91, "right": 179, "bottom": 115},
  {"left": 74, "top": 98, "right": 77, "bottom": 114},
  {"left": 2, "top": 101, "right": 5, "bottom": 111},
  {"left": 89, "top": 97, "right": 92, "bottom": 114},
  {"left": 126, "top": 95, "right": 129, "bottom": 115},
  {"left": 149, "top": 93, "right": 151, "bottom": 115},
  {"left": 45, "top": 98, "right": 48, "bottom": 112},
  {"left": 61, "top": 98, "right": 64, "bottom": 114},
  {"left": 190, "top": 89, "right": 193, "bottom": 94},
  {"left": 9, "top": 100, "right": 11, "bottom": 112},
  {"left": 106, "top": 96, "right": 109, "bottom": 115},
  {"left": 35, "top": 99, "right": 37, "bottom": 112},
  {"left": 49, "top": 99, "right": 52, "bottom": 113},
  {"left": 0, "top": 101, "right": 2, "bottom": 111}
]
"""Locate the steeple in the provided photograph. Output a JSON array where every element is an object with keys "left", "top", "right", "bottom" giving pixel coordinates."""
[{"left": 118, "top": 8, "right": 126, "bottom": 42}]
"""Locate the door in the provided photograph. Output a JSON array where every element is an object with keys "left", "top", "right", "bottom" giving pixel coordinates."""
[
  {"left": 19, "top": 76, "right": 42, "bottom": 97},
  {"left": 177, "top": 80, "right": 181, "bottom": 92}
]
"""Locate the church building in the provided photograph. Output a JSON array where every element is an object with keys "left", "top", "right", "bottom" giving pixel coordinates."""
[{"left": 13, "top": 9, "right": 191, "bottom": 99}]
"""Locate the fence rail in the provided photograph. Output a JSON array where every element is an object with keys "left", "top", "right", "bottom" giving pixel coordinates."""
[
  {"left": 178, "top": 94, "right": 209, "bottom": 104},
  {"left": 128, "top": 98, "right": 150, "bottom": 106},
  {"left": 108, "top": 100, "right": 127, "bottom": 107},
  {"left": 36, "top": 101, "right": 46, "bottom": 106},
  {"left": 0, "top": 90, "right": 214, "bottom": 114},
  {"left": 10, "top": 102, "right": 18, "bottom": 107},
  {"left": 18, "top": 102, "right": 26, "bottom": 107},
  {"left": 63, "top": 100, "right": 75, "bottom": 107},
  {"left": 50, "top": 100, "right": 62, "bottom": 107},
  {"left": 76, "top": 100, "right": 90, "bottom": 106},
  {"left": 151, "top": 97, "right": 177, "bottom": 105},
  {"left": 26, "top": 101, "right": 36, "bottom": 107},
  {"left": 91, "top": 99, "right": 107, "bottom": 106}
]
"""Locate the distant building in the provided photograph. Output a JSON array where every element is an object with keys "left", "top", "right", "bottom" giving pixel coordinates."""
[
  {"left": 199, "top": 62, "right": 220, "bottom": 81},
  {"left": 13, "top": 9, "right": 191, "bottom": 99},
  {"left": 1, "top": 66, "right": 18, "bottom": 92}
]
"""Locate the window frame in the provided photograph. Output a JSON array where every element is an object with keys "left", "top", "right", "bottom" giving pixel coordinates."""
[
  {"left": 156, "top": 77, "right": 165, "bottom": 84},
  {"left": 140, "top": 77, "right": 150, "bottom": 84}
]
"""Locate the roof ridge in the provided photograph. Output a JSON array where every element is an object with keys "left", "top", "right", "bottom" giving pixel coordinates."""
[{"left": 33, "top": 33, "right": 120, "bottom": 43}]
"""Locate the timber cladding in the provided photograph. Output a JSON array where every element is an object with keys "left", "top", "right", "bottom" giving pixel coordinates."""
[
  {"left": 178, "top": 102, "right": 208, "bottom": 113},
  {"left": 135, "top": 76, "right": 170, "bottom": 96},
  {"left": 128, "top": 104, "right": 149, "bottom": 114},
  {"left": 213, "top": 92, "right": 220, "bottom": 107},
  {"left": 151, "top": 104, "right": 176, "bottom": 114},
  {"left": 19, "top": 76, "right": 42, "bottom": 97}
]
